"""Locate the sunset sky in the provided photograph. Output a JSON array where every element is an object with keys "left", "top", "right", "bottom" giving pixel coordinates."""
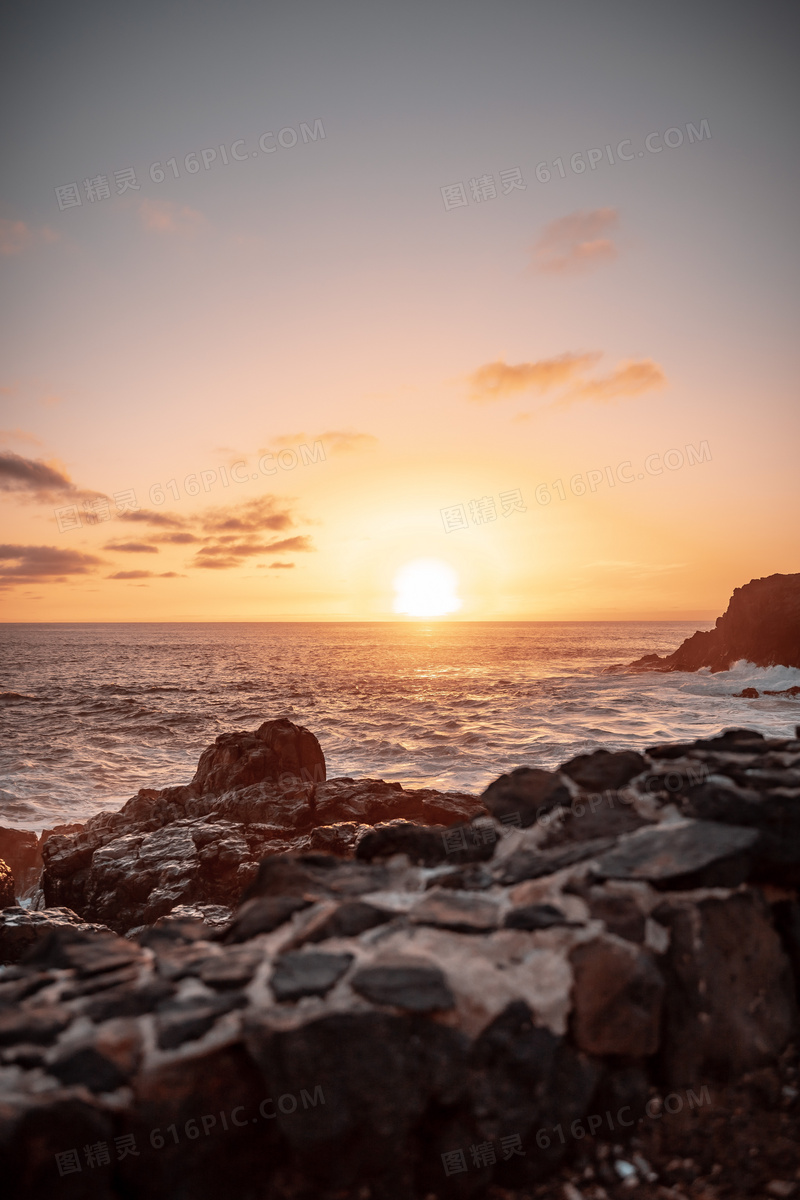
[{"left": 1, "top": 0, "right": 797, "bottom": 621}]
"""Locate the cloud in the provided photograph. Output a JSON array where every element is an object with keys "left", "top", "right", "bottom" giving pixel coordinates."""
[
  {"left": 533, "top": 208, "right": 619, "bottom": 274},
  {"left": 109, "top": 495, "right": 314, "bottom": 572},
  {"left": 138, "top": 199, "right": 206, "bottom": 237},
  {"left": 0, "top": 218, "right": 59, "bottom": 256},
  {"left": 200, "top": 495, "right": 296, "bottom": 535},
  {"left": 552, "top": 358, "right": 667, "bottom": 410},
  {"left": 268, "top": 562, "right": 295, "bottom": 569},
  {"left": 150, "top": 532, "right": 199, "bottom": 544},
  {"left": 0, "top": 429, "right": 43, "bottom": 448},
  {"left": 107, "top": 570, "right": 184, "bottom": 580},
  {"left": 466, "top": 351, "right": 666, "bottom": 411},
  {"left": 0, "top": 451, "right": 106, "bottom": 503},
  {"left": 0, "top": 544, "right": 104, "bottom": 585},
  {"left": 118, "top": 509, "right": 188, "bottom": 529},
  {"left": 467, "top": 353, "right": 601, "bottom": 402},
  {"left": 266, "top": 430, "right": 378, "bottom": 456},
  {"left": 192, "top": 533, "right": 314, "bottom": 569}
]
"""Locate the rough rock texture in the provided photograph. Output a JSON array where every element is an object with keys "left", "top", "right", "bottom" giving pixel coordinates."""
[
  {"left": 0, "top": 824, "right": 85, "bottom": 902},
  {"left": 39, "top": 719, "right": 484, "bottom": 935},
  {"left": 0, "top": 906, "right": 113, "bottom": 965},
  {"left": 623, "top": 572, "right": 800, "bottom": 672},
  {"left": 0, "top": 862, "right": 14, "bottom": 909},
  {"left": 2, "top": 724, "right": 800, "bottom": 1198}
]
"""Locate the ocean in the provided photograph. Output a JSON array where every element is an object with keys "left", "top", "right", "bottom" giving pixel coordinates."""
[{"left": 1, "top": 622, "right": 799, "bottom": 832}]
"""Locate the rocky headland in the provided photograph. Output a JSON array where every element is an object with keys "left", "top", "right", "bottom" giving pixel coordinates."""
[
  {"left": 622, "top": 573, "right": 800, "bottom": 673},
  {"left": 1, "top": 718, "right": 800, "bottom": 1197}
]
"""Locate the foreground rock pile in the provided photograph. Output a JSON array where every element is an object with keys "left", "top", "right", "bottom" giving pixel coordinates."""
[{"left": 1, "top": 723, "right": 800, "bottom": 1198}]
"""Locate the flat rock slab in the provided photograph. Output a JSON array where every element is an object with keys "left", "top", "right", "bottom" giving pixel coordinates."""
[
  {"left": 495, "top": 837, "right": 619, "bottom": 885},
  {"left": 591, "top": 820, "right": 759, "bottom": 889},
  {"left": 503, "top": 903, "right": 578, "bottom": 931},
  {"left": 270, "top": 950, "right": 354, "bottom": 1001},
  {"left": 409, "top": 888, "right": 500, "bottom": 933},
  {"left": 350, "top": 962, "right": 455, "bottom": 1011}
]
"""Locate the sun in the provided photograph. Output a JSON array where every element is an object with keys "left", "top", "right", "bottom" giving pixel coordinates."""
[{"left": 392, "top": 558, "right": 462, "bottom": 617}]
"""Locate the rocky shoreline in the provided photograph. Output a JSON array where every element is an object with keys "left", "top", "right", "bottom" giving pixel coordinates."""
[
  {"left": 620, "top": 573, "right": 800, "bottom": 674},
  {"left": 1, "top": 719, "right": 800, "bottom": 1198}
]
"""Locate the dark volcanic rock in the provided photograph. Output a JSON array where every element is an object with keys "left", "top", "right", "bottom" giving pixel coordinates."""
[
  {"left": 0, "top": 860, "right": 14, "bottom": 907},
  {"left": 0, "top": 905, "right": 113, "bottom": 965},
  {"left": 0, "top": 828, "right": 38, "bottom": 897},
  {"left": 591, "top": 818, "right": 759, "bottom": 889},
  {"left": 217, "top": 894, "right": 312, "bottom": 943},
  {"left": 270, "top": 950, "right": 354, "bottom": 1000},
  {"left": 481, "top": 767, "right": 571, "bottom": 828},
  {"left": 652, "top": 889, "right": 797, "bottom": 1085},
  {"left": 568, "top": 935, "right": 664, "bottom": 1057},
  {"left": 39, "top": 722, "right": 482, "bottom": 935},
  {"left": 625, "top": 572, "right": 800, "bottom": 672},
  {"left": 192, "top": 716, "right": 326, "bottom": 795},
  {"left": 559, "top": 748, "right": 646, "bottom": 790},
  {"left": 351, "top": 962, "right": 456, "bottom": 1011},
  {"left": 5, "top": 725, "right": 800, "bottom": 1198},
  {"left": 503, "top": 903, "right": 575, "bottom": 930}
]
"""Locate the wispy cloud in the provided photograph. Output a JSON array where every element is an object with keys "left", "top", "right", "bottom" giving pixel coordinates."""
[
  {"left": 138, "top": 199, "right": 206, "bottom": 237},
  {"left": 0, "top": 544, "right": 105, "bottom": 586},
  {"left": 467, "top": 352, "right": 666, "bottom": 410},
  {"left": 552, "top": 358, "right": 667, "bottom": 410},
  {"left": 103, "top": 541, "right": 159, "bottom": 554},
  {"left": 107, "top": 570, "right": 183, "bottom": 580},
  {"left": 0, "top": 429, "right": 44, "bottom": 448},
  {"left": 467, "top": 353, "right": 601, "bottom": 402},
  {"left": 0, "top": 451, "right": 107, "bottom": 504},
  {"left": 533, "top": 208, "right": 619, "bottom": 274},
  {"left": 265, "top": 430, "right": 378, "bottom": 456},
  {"left": 0, "top": 217, "right": 59, "bottom": 256}
]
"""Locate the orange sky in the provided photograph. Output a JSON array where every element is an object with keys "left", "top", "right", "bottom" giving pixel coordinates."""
[{"left": 1, "top": 2, "right": 798, "bottom": 621}]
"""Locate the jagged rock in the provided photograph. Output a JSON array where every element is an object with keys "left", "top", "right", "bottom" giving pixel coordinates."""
[
  {"left": 560, "top": 749, "right": 646, "bottom": 791},
  {"left": 591, "top": 819, "right": 759, "bottom": 889},
  {"left": 0, "top": 860, "right": 14, "bottom": 908},
  {"left": 0, "top": 829, "right": 37, "bottom": 897},
  {"left": 0, "top": 905, "right": 113, "bottom": 965},
  {"left": 4, "top": 727, "right": 800, "bottom": 1198},
  {"left": 481, "top": 767, "right": 571, "bottom": 828},
  {"left": 192, "top": 717, "right": 326, "bottom": 795},
  {"left": 40, "top": 724, "right": 482, "bottom": 934},
  {"left": 625, "top": 572, "right": 800, "bottom": 672},
  {"left": 652, "top": 888, "right": 798, "bottom": 1085},
  {"left": 680, "top": 776, "right": 800, "bottom": 885}
]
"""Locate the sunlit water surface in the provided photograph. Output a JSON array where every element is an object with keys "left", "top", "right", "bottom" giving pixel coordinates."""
[{"left": 1, "top": 622, "right": 798, "bottom": 830}]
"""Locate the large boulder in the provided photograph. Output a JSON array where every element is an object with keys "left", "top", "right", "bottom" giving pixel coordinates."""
[
  {"left": 624, "top": 572, "right": 800, "bottom": 672},
  {"left": 192, "top": 717, "right": 326, "bottom": 795}
]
